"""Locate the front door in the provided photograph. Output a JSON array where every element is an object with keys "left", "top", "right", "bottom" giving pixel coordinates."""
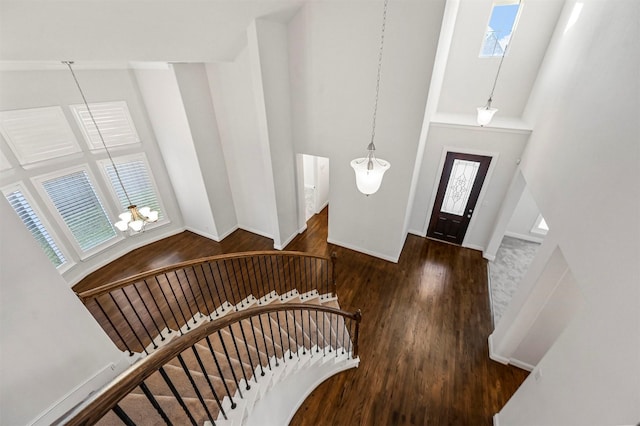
[{"left": 427, "top": 152, "right": 492, "bottom": 245}]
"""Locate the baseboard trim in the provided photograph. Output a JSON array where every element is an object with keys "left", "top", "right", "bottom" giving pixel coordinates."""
[
  {"left": 488, "top": 334, "right": 509, "bottom": 365},
  {"left": 184, "top": 226, "right": 222, "bottom": 242},
  {"left": 29, "top": 360, "right": 124, "bottom": 425},
  {"left": 483, "top": 252, "right": 496, "bottom": 261},
  {"left": 504, "top": 231, "right": 544, "bottom": 244},
  {"left": 274, "top": 231, "right": 299, "bottom": 250},
  {"left": 326, "top": 238, "right": 399, "bottom": 263},
  {"left": 238, "top": 224, "right": 273, "bottom": 240},
  {"left": 509, "top": 358, "right": 535, "bottom": 372},
  {"left": 407, "top": 228, "right": 426, "bottom": 237},
  {"left": 493, "top": 413, "right": 501, "bottom": 426},
  {"left": 217, "top": 225, "right": 239, "bottom": 241},
  {"left": 462, "top": 243, "right": 485, "bottom": 252},
  {"left": 315, "top": 200, "right": 329, "bottom": 214}
]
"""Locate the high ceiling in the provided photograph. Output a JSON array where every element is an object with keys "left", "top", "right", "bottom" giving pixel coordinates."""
[{"left": 1, "top": 0, "right": 564, "bottom": 126}]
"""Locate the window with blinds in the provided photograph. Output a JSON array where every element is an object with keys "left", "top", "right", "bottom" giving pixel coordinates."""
[
  {"left": 4, "top": 188, "right": 67, "bottom": 268},
  {"left": 103, "top": 156, "right": 163, "bottom": 221},
  {"left": 69, "top": 101, "right": 140, "bottom": 150},
  {"left": 40, "top": 169, "right": 117, "bottom": 252},
  {"left": 0, "top": 106, "right": 81, "bottom": 165}
]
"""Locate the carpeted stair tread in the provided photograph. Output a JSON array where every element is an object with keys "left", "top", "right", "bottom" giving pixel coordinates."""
[
  {"left": 131, "top": 363, "right": 235, "bottom": 404},
  {"left": 224, "top": 320, "right": 280, "bottom": 367},
  {"left": 214, "top": 332, "right": 263, "bottom": 379},
  {"left": 166, "top": 343, "right": 251, "bottom": 379},
  {"left": 96, "top": 392, "right": 219, "bottom": 426},
  {"left": 91, "top": 290, "right": 355, "bottom": 425}
]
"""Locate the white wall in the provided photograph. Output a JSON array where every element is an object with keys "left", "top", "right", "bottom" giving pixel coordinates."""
[
  {"left": 437, "top": 0, "right": 564, "bottom": 119},
  {"left": 301, "top": 154, "right": 329, "bottom": 216},
  {"left": 302, "top": 154, "right": 315, "bottom": 187},
  {"left": 134, "top": 67, "right": 220, "bottom": 239},
  {"left": 288, "top": 1, "right": 444, "bottom": 261},
  {"left": 505, "top": 183, "right": 544, "bottom": 243},
  {"left": 206, "top": 51, "right": 275, "bottom": 239},
  {"left": 249, "top": 19, "right": 299, "bottom": 249},
  {"left": 173, "top": 64, "right": 238, "bottom": 239},
  {"left": 494, "top": 1, "right": 640, "bottom": 424},
  {"left": 314, "top": 156, "right": 329, "bottom": 213},
  {"left": 0, "top": 198, "right": 124, "bottom": 425},
  {"left": 510, "top": 248, "right": 584, "bottom": 368},
  {"left": 409, "top": 124, "right": 529, "bottom": 251},
  {"left": 0, "top": 68, "right": 184, "bottom": 285}
]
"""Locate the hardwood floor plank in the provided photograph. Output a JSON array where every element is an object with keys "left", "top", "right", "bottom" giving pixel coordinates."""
[{"left": 74, "top": 207, "right": 527, "bottom": 425}]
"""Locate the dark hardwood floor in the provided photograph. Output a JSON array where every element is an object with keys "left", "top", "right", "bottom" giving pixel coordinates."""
[{"left": 74, "top": 207, "right": 528, "bottom": 425}]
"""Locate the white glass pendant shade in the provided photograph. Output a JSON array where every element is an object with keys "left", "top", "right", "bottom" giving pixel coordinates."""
[
  {"left": 350, "top": 157, "right": 391, "bottom": 195},
  {"left": 114, "top": 220, "right": 129, "bottom": 231},
  {"left": 477, "top": 106, "right": 498, "bottom": 126},
  {"left": 129, "top": 220, "right": 144, "bottom": 232}
]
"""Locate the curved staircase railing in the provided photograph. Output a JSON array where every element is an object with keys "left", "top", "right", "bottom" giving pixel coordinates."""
[
  {"left": 55, "top": 303, "right": 361, "bottom": 426},
  {"left": 76, "top": 251, "right": 337, "bottom": 355}
]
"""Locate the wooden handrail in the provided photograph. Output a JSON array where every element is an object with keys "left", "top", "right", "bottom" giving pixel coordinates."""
[
  {"left": 56, "top": 303, "right": 361, "bottom": 426},
  {"left": 77, "top": 250, "right": 331, "bottom": 301}
]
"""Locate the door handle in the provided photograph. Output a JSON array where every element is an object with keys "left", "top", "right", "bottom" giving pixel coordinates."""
[{"left": 467, "top": 214, "right": 472, "bottom": 218}]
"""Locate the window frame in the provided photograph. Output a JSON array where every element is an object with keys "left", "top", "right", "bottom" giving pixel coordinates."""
[
  {"left": 0, "top": 106, "right": 83, "bottom": 166},
  {"left": 31, "top": 164, "right": 124, "bottom": 259},
  {"left": 69, "top": 101, "right": 140, "bottom": 151},
  {"left": 2, "top": 181, "right": 75, "bottom": 272},
  {"left": 96, "top": 152, "right": 169, "bottom": 232},
  {"left": 479, "top": 0, "right": 523, "bottom": 58},
  {"left": 531, "top": 214, "right": 549, "bottom": 236}
]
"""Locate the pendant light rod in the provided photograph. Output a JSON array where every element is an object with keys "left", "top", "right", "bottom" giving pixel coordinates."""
[
  {"left": 486, "top": 39, "right": 509, "bottom": 106},
  {"left": 369, "top": 0, "right": 389, "bottom": 149},
  {"left": 351, "top": 0, "right": 391, "bottom": 195},
  {"left": 62, "top": 61, "right": 133, "bottom": 207}
]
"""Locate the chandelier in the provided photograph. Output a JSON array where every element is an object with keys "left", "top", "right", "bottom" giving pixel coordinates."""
[
  {"left": 64, "top": 61, "right": 159, "bottom": 232},
  {"left": 350, "top": 0, "right": 391, "bottom": 195}
]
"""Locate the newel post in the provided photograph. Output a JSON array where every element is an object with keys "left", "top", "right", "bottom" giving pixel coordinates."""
[
  {"left": 330, "top": 252, "right": 337, "bottom": 298},
  {"left": 353, "top": 309, "right": 362, "bottom": 358}
]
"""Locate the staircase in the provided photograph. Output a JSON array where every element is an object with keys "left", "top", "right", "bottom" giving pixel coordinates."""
[{"left": 61, "top": 252, "right": 361, "bottom": 425}]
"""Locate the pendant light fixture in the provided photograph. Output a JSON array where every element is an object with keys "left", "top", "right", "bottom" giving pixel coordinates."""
[
  {"left": 477, "top": 45, "right": 507, "bottom": 126},
  {"left": 477, "top": 13, "right": 515, "bottom": 126},
  {"left": 351, "top": 0, "right": 391, "bottom": 195},
  {"left": 63, "top": 61, "right": 159, "bottom": 232}
]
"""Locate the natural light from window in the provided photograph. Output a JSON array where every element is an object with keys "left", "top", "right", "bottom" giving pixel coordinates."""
[
  {"left": 480, "top": 2, "right": 521, "bottom": 57},
  {"left": 4, "top": 187, "right": 68, "bottom": 268},
  {"left": 531, "top": 214, "right": 549, "bottom": 235}
]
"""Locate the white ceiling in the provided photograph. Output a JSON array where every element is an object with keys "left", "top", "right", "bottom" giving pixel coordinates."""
[
  {"left": 0, "top": 0, "right": 306, "bottom": 62},
  {"left": 0, "top": 0, "right": 566, "bottom": 122}
]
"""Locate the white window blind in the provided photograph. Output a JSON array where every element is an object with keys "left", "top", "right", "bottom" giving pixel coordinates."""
[
  {"left": 41, "top": 170, "right": 117, "bottom": 252},
  {"left": 104, "top": 158, "right": 163, "bottom": 219},
  {"left": 4, "top": 188, "right": 67, "bottom": 268},
  {"left": 0, "top": 106, "right": 81, "bottom": 165},
  {"left": 70, "top": 101, "right": 140, "bottom": 150}
]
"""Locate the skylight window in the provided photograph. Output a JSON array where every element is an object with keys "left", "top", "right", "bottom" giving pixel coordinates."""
[{"left": 480, "top": 2, "right": 521, "bottom": 57}]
